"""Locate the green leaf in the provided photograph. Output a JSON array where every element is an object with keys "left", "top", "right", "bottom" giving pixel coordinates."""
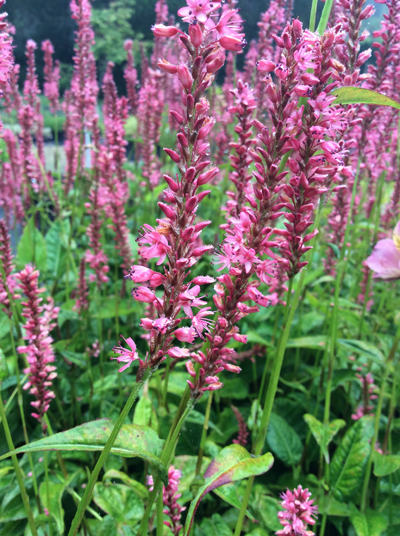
[
  {"left": 45, "top": 220, "right": 64, "bottom": 276},
  {"left": 373, "top": 452, "right": 400, "bottom": 477},
  {"left": 133, "top": 396, "right": 158, "bottom": 432},
  {"left": 184, "top": 444, "right": 274, "bottom": 535},
  {"left": 17, "top": 218, "right": 47, "bottom": 273},
  {"left": 213, "top": 484, "right": 254, "bottom": 521},
  {"left": 337, "top": 340, "right": 384, "bottom": 365},
  {"left": 0, "top": 347, "right": 8, "bottom": 381},
  {"left": 93, "top": 482, "right": 144, "bottom": 523},
  {"left": 39, "top": 481, "right": 65, "bottom": 534},
  {"left": 266, "top": 413, "right": 303, "bottom": 466},
  {"left": 0, "top": 419, "right": 168, "bottom": 484},
  {"left": 331, "top": 87, "right": 400, "bottom": 111},
  {"left": 256, "top": 495, "right": 282, "bottom": 531},
  {"left": 317, "top": 0, "right": 334, "bottom": 34},
  {"left": 330, "top": 417, "right": 374, "bottom": 501},
  {"left": 350, "top": 506, "right": 387, "bottom": 536},
  {"left": 103, "top": 469, "right": 148, "bottom": 499},
  {"left": 246, "top": 331, "right": 272, "bottom": 347},
  {"left": 198, "top": 513, "right": 233, "bottom": 536},
  {"left": 304, "top": 414, "right": 346, "bottom": 463},
  {"left": 286, "top": 336, "right": 327, "bottom": 350}
]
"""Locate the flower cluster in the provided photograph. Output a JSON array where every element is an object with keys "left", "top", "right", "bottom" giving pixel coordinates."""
[
  {"left": 123, "top": 40, "right": 138, "bottom": 114},
  {"left": 0, "top": 220, "right": 18, "bottom": 318},
  {"left": 114, "top": 3, "right": 236, "bottom": 380},
  {"left": 147, "top": 466, "right": 185, "bottom": 536},
  {"left": 277, "top": 486, "right": 318, "bottom": 536},
  {"left": 224, "top": 80, "right": 257, "bottom": 217},
  {"left": 0, "top": 0, "right": 13, "bottom": 130},
  {"left": 16, "top": 265, "right": 58, "bottom": 430},
  {"left": 42, "top": 40, "right": 60, "bottom": 114}
]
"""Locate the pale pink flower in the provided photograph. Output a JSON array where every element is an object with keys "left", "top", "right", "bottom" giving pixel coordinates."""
[
  {"left": 365, "top": 221, "right": 400, "bottom": 279},
  {"left": 112, "top": 337, "right": 141, "bottom": 372},
  {"left": 178, "top": 0, "right": 221, "bottom": 23}
]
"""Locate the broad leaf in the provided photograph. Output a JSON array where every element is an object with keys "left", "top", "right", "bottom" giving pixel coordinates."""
[
  {"left": 304, "top": 414, "right": 345, "bottom": 463},
  {"left": 373, "top": 452, "right": 400, "bottom": 477},
  {"left": 350, "top": 506, "right": 387, "bottom": 536},
  {"left": 93, "top": 482, "right": 144, "bottom": 523},
  {"left": 45, "top": 220, "right": 67, "bottom": 276},
  {"left": 184, "top": 444, "right": 274, "bottom": 535},
  {"left": 133, "top": 396, "right": 158, "bottom": 432},
  {"left": 331, "top": 87, "right": 400, "bottom": 110},
  {"left": 213, "top": 483, "right": 254, "bottom": 521},
  {"left": 103, "top": 469, "right": 148, "bottom": 499},
  {"left": 17, "top": 218, "right": 47, "bottom": 273},
  {"left": 197, "top": 513, "right": 233, "bottom": 536},
  {"left": 286, "top": 336, "right": 327, "bottom": 349},
  {"left": 0, "top": 419, "right": 167, "bottom": 483},
  {"left": 330, "top": 417, "right": 374, "bottom": 501},
  {"left": 266, "top": 413, "right": 303, "bottom": 466},
  {"left": 39, "top": 482, "right": 65, "bottom": 534}
]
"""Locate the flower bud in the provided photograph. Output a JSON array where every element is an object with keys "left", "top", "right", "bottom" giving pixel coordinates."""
[
  {"left": 163, "top": 174, "right": 179, "bottom": 192},
  {"left": 257, "top": 60, "right": 275, "bottom": 72},
  {"left": 219, "top": 35, "right": 245, "bottom": 52},
  {"left": 164, "top": 148, "right": 181, "bottom": 163},
  {"left": 189, "top": 24, "right": 203, "bottom": 47},
  {"left": 152, "top": 24, "right": 178, "bottom": 37},
  {"left": 178, "top": 64, "right": 193, "bottom": 89},
  {"left": 157, "top": 59, "right": 178, "bottom": 74}
]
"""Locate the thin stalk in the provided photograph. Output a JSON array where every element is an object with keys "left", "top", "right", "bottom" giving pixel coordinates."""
[
  {"left": 67, "top": 370, "right": 151, "bottom": 536},
  {"left": 309, "top": 0, "right": 319, "bottom": 32},
  {"left": 0, "top": 390, "right": 38, "bottom": 536},
  {"left": 162, "top": 357, "right": 171, "bottom": 410},
  {"left": 157, "top": 488, "right": 164, "bottom": 536},
  {"left": 138, "top": 400, "right": 195, "bottom": 536},
  {"left": 360, "top": 325, "right": 400, "bottom": 512},
  {"left": 196, "top": 392, "right": 213, "bottom": 476},
  {"left": 44, "top": 451, "right": 53, "bottom": 536}
]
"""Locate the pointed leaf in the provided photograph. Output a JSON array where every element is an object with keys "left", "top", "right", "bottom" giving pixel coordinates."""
[
  {"left": 0, "top": 419, "right": 167, "bottom": 483},
  {"left": 330, "top": 417, "right": 374, "bottom": 501},
  {"left": 350, "top": 506, "right": 387, "bottom": 536},
  {"left": 331, "top": 87, "right": 400, "bottom": 110},
  {"left": 373, "top": 452, "right": 400, "bottom": 477},
  {"left": 184, "top": 444, "right": 274, "bottom": 535},
  {"left": 93, "top": 482, "right": 144, "bottom": 523},
  {"left": 39, "top": 482, "right": 65, "bottom": 534},
  {"left": 266, "top": 413, "right": 303, "bottom": 466},
  {"left": 103, "top": 469, "right": 148, "bottom": 499},
  {"left": 213, "top": 484, "right": 254, "bottom": 521},
  {"left": 17, "top": 218, "right": 47, "bottom": 273}
]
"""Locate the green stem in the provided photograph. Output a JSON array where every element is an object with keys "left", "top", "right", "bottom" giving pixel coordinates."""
[
  {"left": 309, "top": 0, "right": 319, "bottom": 32},
  {"left": 0, "top": 390, "right": 38, "bottom": 536},
  {"left": 156, "top": 486, "right": 164, "bottom": 536},
  {"left": 196, "top": 392, "right": 213, "bottom": 476},
  {"left": 138, "top": 400, "right": 195, "bottom": 536},
  {"left": 44, "top": 451, "right": 52, "bottom": 536},
  {"left": 360, "top": 326, "right": 400, "bottom": 512},
  {"left": 67, "top": 370, "right": 150, "bottom": 536}
]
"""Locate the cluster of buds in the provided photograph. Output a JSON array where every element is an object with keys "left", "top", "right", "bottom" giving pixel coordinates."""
[
  {"left": 147, "top": 466, "right": 185, "bottom": 536},
  {"left": 0, "top": 0, "right": 13, "bottom": 130},
  {"left": 123, "top": 40, "right": 138, "bottom": 114},
  {"left": 0, "top": 220, "right": 18, "bottom": 318},
  {"left": 16, "top": 266, "right": 58, "bottom": 431},
  {"left": 41, "top": 40, "right": 60, "bottom": 113},
  {"left": 113, "top": 1, "right": 247, "bottom": 379},
  {"left": 277, "top": 486, "right": 318, "bottom": 536},
  {"left": 351, "top": 371, "right": 378, "bottom": 420},
  {"left": 232, "top": 405, "right": 249, "bottom": 447},
  {"left": 224, "top": 80, "right": 257, "bottom": 217},
  {"left": 74, "top": 258, "right": 89, "bottom": 313}
]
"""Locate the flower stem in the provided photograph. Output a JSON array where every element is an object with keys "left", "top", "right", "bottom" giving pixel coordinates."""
[
  {"left": 0, "top": 388, "right": 38, "bottom": 536},
  {"left": 196, "top": 392, "right": 213, "bottom": 476},
  {"left": 67, "top": 370, "right": 150, "bottom": 536},
  {"left": 157, "top": 486, "right": 164, "bottom": 536}
]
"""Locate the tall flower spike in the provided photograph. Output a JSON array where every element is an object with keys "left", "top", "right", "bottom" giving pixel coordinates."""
[
  {"left": 74, "top": 257, "right": 89, "bottom": 313},
  {"left": 70, "top": 0, "right": 99, "bottom": 129},
  {"left": 123, "top": 40, "right": 138, "bottom": 114},
  {"left": 277, "top": 486, "right": 318, "bottom": 536},
  {"left": 42, "top": 40, "right": 60, "bottom": 114},
  {"left": 16, "top": 265, "right": 58, "bottom": 431},
  {"left": 0, "top": 0, "right": 13, "bottom": 131},
  {"left": 114, "top": 4, "right": 233, "bottom": 377},
  {"left": 232, "top": 405, "right": 249, "bottom": 447},
  {"left": 0, "top": 220, "right": 18, "bottom": 318},
  {"left": 351, "top": 371, "right": 378, "bottom": 420}
]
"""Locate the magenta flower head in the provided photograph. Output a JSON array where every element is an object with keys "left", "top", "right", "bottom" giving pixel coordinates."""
[
  {"left": 277, "top": 486, "right": 318, "bottom": 536},
  {"left": 178, "top": 0, "right": 221, "bottom": 23},
  {"left": 365, "top": 220, "right": 400, "bottom": 279}
]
